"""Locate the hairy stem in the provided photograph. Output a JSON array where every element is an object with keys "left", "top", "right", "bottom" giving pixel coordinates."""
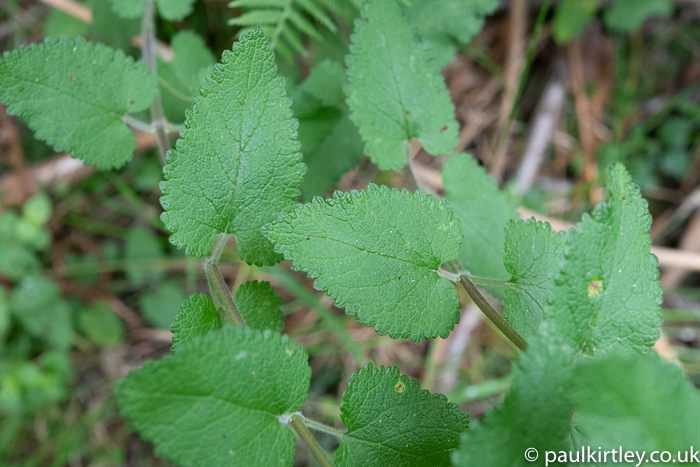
[
  {"left": 141, "top": 0, "right": 169, "bottom": 166},
  {"left": 204, "top": 260, "right": 245, "bottom": 327},
  {"left": 289, "top": 415, "right": 334, "bottom": 467},
  {"left": 447, "top": 260, "right": 527, "bottom": 351},
  {"left": 296, "top": 413, "right": 345, "bottom": 440},
  {"left": 122, "top": 115, "right": 184, "bottom": 135}
]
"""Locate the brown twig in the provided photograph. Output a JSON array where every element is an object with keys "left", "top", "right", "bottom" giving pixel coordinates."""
[
  {"left": 37, "top": 0, "right": 92, "bottom": 23},
  {"left": 489, "top": 0, "right": 527, "bottom": 181},
  {"left": 515, "top": 59, "right": 567, "bottom": 194}
]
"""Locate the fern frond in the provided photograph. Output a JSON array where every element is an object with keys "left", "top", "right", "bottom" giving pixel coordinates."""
[{"left": 228, "top": 0, "right": 357, "bottom": 57}]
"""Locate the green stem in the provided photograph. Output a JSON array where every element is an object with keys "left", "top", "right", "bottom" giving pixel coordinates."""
[
  {"left": 447, "top": 260, "right": 527, "bottom": 351},
  {"left": 295, "top": 413, "right": 345, "bottom": 440},
  {"left": 289, "top": 415, "right": 334, "bottom": 467},
  {"left": 204, "top": 260, "right": 245, "bottom": 327},
  {"left": 140, "top": 0, "right": 169, "bottom": 166},
  {"left": 468, "top": 275, "right": 517, "bottom": 288}
]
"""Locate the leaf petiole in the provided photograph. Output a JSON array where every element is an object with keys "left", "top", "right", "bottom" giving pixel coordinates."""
[
  {"left": 447, "top": 260, "right": 528, "bottom": 351},
  {"left": 203, "top": 237, "right": 245, "bottom": 327},
  {"left": 295, "top": 413, "right": 345, "bottom": 440},
  {"left": 289, "top": 414, "right": 334, "bottom": 467}
]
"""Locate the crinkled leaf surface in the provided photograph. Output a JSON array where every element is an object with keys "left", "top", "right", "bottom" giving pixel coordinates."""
[
  {"left": 292, "top": 60, "right": 363, "bottom": 201},
  {"left": 335, "top": 363, "right": 469, "bottom": 467},
  {"left": 235, "top": 280, "right": 284, "bottom": 332},
  {"left": 401, "top": 0, "right": 498, "bottom": 69},
  {"left": 160, "top": 29, "right": 305, "bottom": 262},
  {"left": 117, "top": 327, "right": 311, "bottom": 467},
  {"left": 548, "top": 163, "right": 662, "bottom": 355},
  {"left": 572, "top": 352, "right": 700, "bottom": 454},
  {"left": 454, "top": 328, "right": 575, "bottom": 467},
  {"left": 159, "top": 31, "right": 215, "bottom": 124},
  {"left": 0, "top": 37, "right": 156, "bottom": 169},
  {"left": 503, "top": 219, "right": 566, "bottom": 339},
  {"left": 170, "top": 294, "right": 222, "bottom": 351},
  {"left": 442, "top": 153, "right": 519, "bottom": 293},
  {"left": 263, "top": 184, "right": 462, "bottom": 342},
  {"left": 345, "top": 0, "right": 458, "bottom": 170}
]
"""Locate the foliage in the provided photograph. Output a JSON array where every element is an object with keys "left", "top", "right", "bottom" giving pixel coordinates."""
[
  {"left": 110, "top": 0, "right": 196, "bottom": 20},
  {"left": 158, "top": 31, "right": 216, "bottom": 125},
  {"left": 264, "top": 184, "right": 462, "bottom": 342},
  {"left": 0, "top": 0, "right": 697, "bottom": 465},
  {"left": 335, "top": 363, "right": 469, "bottom": 466},
  {"left": 291, "top": 59, "right": 363, "bottom": 200},
  {"left": 442, "top": 153, "right": 519, "bottom": 293},
  {"left": 229, "top": 0, "right": 359, "bottom": 61},
  {"left": 116, "top": 327, "right": 312, "bottom": 466},
  {"left": 159, "top": 29, "right": 305, "bottom": 263},
  {"left": 345, "top": 0, "right": 458, "bottom": 170},
  {"left": 554, "top": 0, "right": 673, "bottom": 43},
  {"left": 0, "top": 37, "right": 156, "bottom": 169}
]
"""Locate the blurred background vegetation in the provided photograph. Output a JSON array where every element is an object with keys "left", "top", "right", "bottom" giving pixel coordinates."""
[{"left": 1, "top": 0, "right": 699, "bottom": 465}]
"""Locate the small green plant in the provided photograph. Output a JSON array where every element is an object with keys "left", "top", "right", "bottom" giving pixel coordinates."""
[{"left": 1, "top": 0, "right": 698, "bottom": 465}]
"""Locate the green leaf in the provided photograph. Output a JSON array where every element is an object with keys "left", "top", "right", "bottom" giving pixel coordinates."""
[
  {"left": 158, "top": 31, "right": 216, "bottom": 124},
  {"left": 171, "top": 294, "right": 223, "bottom": 351},
  {"left": 125, "top": 228, "right": 164, "bottom": 286},
  {"left": 401, "top": 0, "right": 498, "bottom": 69},
  {"left": 11, "top": 276, "right": 73, "bottom": 349},
  {"left": 110, "top": 0, "right": 195, "bottom": 20},
  {"left": 116, "top": 327, "right": 311, "bottom": 467},
  {"left": 553, "top": 0, "right": 598, "bottom": 44},
  {"left": 0, "top": 37, "right": 156, "bottom": 169},
  {"left": 345, "top": 0, "right": 458, "bottom": 170},
  {"left": 442, "top": 153, "right": 519, "bottom": 291},
  {"left": 0, "top": 213, "right": 40, "bottom": 281},
  {"left": 454, "top": 328, "right": 575, "bottom": 467},
  {"left": 45, "top": 9, "right": 88, "bottom": 38},
  {"left": 292, "top": 60, "right": 363, "bottom": 201},
  {"left": 228, "top": 0, "right": 345, "bottom": 57},
  {"left": 0, "top": 289, "right": 9, "bottom": 344},
  {"left": 335, "top": 363, "right": 469, "bottom": 467},
  {"left": 604, "top": 0, "right": 672, "bottom": 33},
  {"left": 156, "top": 0, "right": 196, "bottom": 20},
  {"left": 298, "top": 59, "right": 345, "bottom": 108},
  {"left": 263, "top": 184, "right": 462, "bottom": 342},
  {"left": 90, "top": 0, "right": 141, "bottom": 50},
  {"left": 109, "top": 0, "right": 144, "bottom": 18},
  {"left": 503, "top": 219, "right": 566, "bottom": 339},
  {"left": 78, "top": 301, "right": 125, "bottom": 347},
  {"left": 139, "top": 280, "right": 187, "bottom": 329},
  {"left": 23, "top": 192, "right": 52, "bottom": 227},
  {"left": 160, "top": 29, "right": 305, "bottom": 263},
  {"left": 548, "top": 163, "right": 662, "bottom": 355},
  {"left": 572, "top": 352, "right": 700, "bottom": 455},
  {"left": 235, "top": 280, "right": 284, "bottom": 332}
]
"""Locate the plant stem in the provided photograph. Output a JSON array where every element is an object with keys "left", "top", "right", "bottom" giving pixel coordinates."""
[
  {"left": 447, "top": 260, "right": 527, "bottom": 351},
  {"left": 469, "top": 275, "right": 517, "bottom": 288},
  {"left": 289, "top": 415, "right": 334, "bottom": 467},
  {"left": 204, "top": 260, "right": 245, "bottom": 327},
  {"left": 295, "top": 413, "right": 345, "bottom": 440},
  {"left": 140, "top": 0, "right": 169, "bottom": 166}
]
